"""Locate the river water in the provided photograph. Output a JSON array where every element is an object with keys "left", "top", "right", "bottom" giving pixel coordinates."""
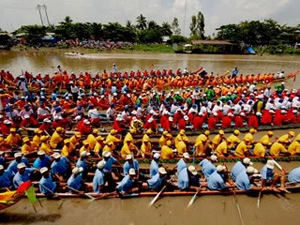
[{"left": 1, "top": 51, "right": 300, "bottom": 225}]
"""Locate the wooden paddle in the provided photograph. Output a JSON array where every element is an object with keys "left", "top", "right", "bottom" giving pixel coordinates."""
[
  {"left": 233, "top": 190, "right": 245, "bottom": 225},
  {"left": 148, "top": 185, "right": 167, "bottom": 207},
  {"left": 257, "top": 190, "right": 262, "bottom": 208},
  {"left": 186, "top": 185, "right": 202, "bottom": 208},
  {"left": 66, "top": 186, "right": 96, "bottom": 200}
]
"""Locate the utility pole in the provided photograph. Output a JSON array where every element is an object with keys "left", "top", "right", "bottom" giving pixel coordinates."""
[
  {"left": 37, "top": 4, "right": 44, "bottom": 26},
  {"left": 43, "top": 4, "right": 51, "bottom": 26}
]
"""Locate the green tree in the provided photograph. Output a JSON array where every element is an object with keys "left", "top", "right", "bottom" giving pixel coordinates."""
[
  {"left": 171, "top": 17, "right": 181, "bottom": 35},
  {"left": 136, "top": 14, "right": 147, "bottom": 30},
  {"left": 161, "top": 22, "right": 172, "bottom": 36},
  {"left": 196, "top": 11, "right": 205, "bottom": 39},
  {"left": 190, "top": 15, "right": 197, "bottom": 37}
]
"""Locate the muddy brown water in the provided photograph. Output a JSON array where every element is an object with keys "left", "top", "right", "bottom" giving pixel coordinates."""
[{"left": 1, "top": 51, "right": 300, "bottom": 225}]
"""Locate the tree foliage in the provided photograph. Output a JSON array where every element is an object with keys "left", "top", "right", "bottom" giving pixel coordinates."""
[
  {"left": 171, "top": 17, "right": 181, "bottom": 35},
  {"left": 189, "top": 11, "right": 205, "bottom": 39}
]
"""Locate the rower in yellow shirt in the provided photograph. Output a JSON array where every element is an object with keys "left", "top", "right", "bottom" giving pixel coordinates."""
[
  {"left": 39, "top": 135, "right": 53, "bottom": 155},
  {"left": 195, "top": 130, "right": 210, "bottom": 144},
  {"left": 70, "top": 132, "right": 81, "bottom": 149},
  {"left": 21, "top": 137, "right": 35, "bottom": 154},
  {"left": 243, "top": 128, "right": 256, "bottom": 145},
  {"left": 194, "top": 135, "right": 208, "bottom": 156},
  {"left": 159, "top": 131, "right": 169, "bottom": 148},
  {"left": 32, "top": 129, "right": 43, "bottom": 148},
  {"left": 216, "top": 139, "right": 231, "bottom": 157},
  {"left": 234, "top": 137, "right": 251, "bottom": 157},
  {"left": 253, "top": 140, "right": 269, "bottom": 157},
  {"left": 50, "top": 127, "right": 64, "bottom": 149},
  {"left": 269, "top": 141, "right": 289, "bottom": 156},
  {"left": 212, "top": 130, "right": 225, "bottom": 150},
  {"left": 102, "top": 141, "right": 114, "bottom": 154},
  {"left": 106, "top": 129, "right": 122, "bottom": 150},
  {"left": 120, "top": 137, "right": 139, "bottom": 159},
  {"left": 161, "top": 140, "right": 174, "bottom": 159},
  {"left": 259, "top": 131, "right": 273, "bottom": 144},
  {"left": 227, "top": 130, "right": 241, "bottom": 150},
  {"left": 278, "top": 131, "right": 295, "bottom": 144},
  {"left": 123, "top": 128, "right": 136, "bottom": 144},
  {"left": 93, "top": 136, "right": 105, "bottom": 158},
  {"left": 177, "top": 137, "right": 188, "bottom": 157},
  {"left": 79, "top": 140, "right": 91, "bottom": 154},
  {"left": 141, "top": 135, "right": 152, "bottom": 158},
  {"left": 5, "top": 128, "right": 22, "bottom": 147},
  {"left": 288, "top": 140, "right": 300, "bottom": 155},
  {"left": 175, "top": 130, "right": 188, "bottom": 149},
  {"left": 61, "top": 139, "right": 73, "bottom": 157},
  {"left": 86, "top": 129, "right": 98, "bottom": 149}
]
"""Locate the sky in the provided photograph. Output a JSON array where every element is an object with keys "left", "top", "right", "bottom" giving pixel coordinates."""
[{"left": 0, "top": 0, "right": 299, "bottom": 36}]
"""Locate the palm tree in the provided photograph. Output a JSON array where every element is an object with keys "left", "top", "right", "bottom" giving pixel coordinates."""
[{"left": 136, "top": 14, "right": 147, "bottom": 30}]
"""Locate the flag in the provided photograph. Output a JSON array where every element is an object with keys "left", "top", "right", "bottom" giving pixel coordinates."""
[{"left": 25, "top": 186, "right": 37, "bottom": 204}]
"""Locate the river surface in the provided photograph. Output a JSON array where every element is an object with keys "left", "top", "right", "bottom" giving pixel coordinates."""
[{"left": 1, "top": 51, "right": 300, "bottom": 225}]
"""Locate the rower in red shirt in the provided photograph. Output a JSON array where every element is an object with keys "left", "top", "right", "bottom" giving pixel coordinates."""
[
  {"left": 248, "top": 112, "right": 259, "bottom": 129},
  {"left": 234, "top": 112, "right": 245, "bottom": 128},
  {"left": 208, "top": 113, "right": 218, "bottom": 130},
  {"left": 193, "top": 113, "right": 205, "bottom": 130},
  {"left": 178, "top": 115, "right": 189, "bottom": 130},
  {"left": 221, "top": 113, "right": 233, "bottom": 129},
  {"left": 78, "top": 119, "right": 92, "bottom": 135}
]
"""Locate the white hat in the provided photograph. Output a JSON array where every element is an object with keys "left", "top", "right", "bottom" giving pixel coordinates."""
[
  {"left": 210, "top": 154, "right": 218, "bottom": 161},
  {"left": 266, "top": 160, "right": 275, "bottom": 169},
  {"left": 168, "top": 117, "right": 173, "bottom": 122},
  {"left": 74, "top": 115, "right": 81, "bottom": 121},
  {"left": 37, "top": 150, "right": 45, "bottom": 156},
  {"left": 183, "top": 152, "right": 190, "bottom": 159},
  {"left": 216, "top": 165, "right": 226, "bottom": 172},
  {"left": 4, "top": 120, "right": 12, "bottom": 124},
  {"left": 116, "top": 114, "right": 123, "bottom": 121},
  {"left": 97, "top": 160, "right": 106, "bottom": 169},
  {"left": 188, "top": 165, "right": 197, "bottom": 175},
  {"left": 84, "top": 119, "right": 90, "bottom": 124},
  {"left": 102, "top": 151, "right": 111, "bottom": 157},
  {"left": 17, "top": 163, "right": 26, "bottom": 169},
  {"left": 158, "top": 167, "right": 167, "bottom": 175},
  {"left": 242, "top": 158, "right": 253, "bottom": 166},
  {"left": 80, "top": 151, "right": 90, "bottom": 157},
  {"left": 0, "top": 165, "right": 4, "bottom": 170},
  {"left": 129, "top": 168, "right": 136, "bottom": 175},
  {"left": 148, "top": 117, "right": 154, "bottom": 123},
  {"left": 43, "top": 118, "right": 51, "bottom": 123},
  {"left": 154, "top": 153, "right": 160, "bottom": 159},
  {"left": 24, "top": 114, "right": 30, "bottom": 119},
  {"left": 184, "top": 115, "right": 189, "bottom": 121},
  {"left": 246, "top": 166, "right": 256, "bottom": 174},
  {"left": 132, "top": 116, "right": 137, "bottom": 121},
  {"left": 125, "top": 154, "right": 132, "bottom": 160},
  {"left": 40, "top": 167, "right": 49, "bottom": 174},
  {"left": 72, "top": 167, "right": 83, "bottom": 175},
  {"left": 14, "top": 152, "right": 22, "bottom": 158},
  {"left": 52, "top": 152, "right": 61, "bottom": 159}
]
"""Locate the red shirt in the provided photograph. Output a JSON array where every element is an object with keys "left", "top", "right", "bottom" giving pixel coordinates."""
[
  {"left": 221, "top": 116, "right": 232, "bottom": 129},
  {"left": 193, "top": 115, "right": 205, "bottom": 130},
  {"left": 248, "top": 114, "right": 259, "bottom": 128},
  {"left": 234, "top": 116, "right": 244, "bottom": 128},
  {"left": 177, "top": 118, "right": 186, "bottom": 130},
  {"left": 208, "top": 116, "right": 217, "bottom": 130}
]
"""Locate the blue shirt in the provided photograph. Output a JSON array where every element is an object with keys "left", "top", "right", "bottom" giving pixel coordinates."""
[
  {"left": 150, "top": 160, "right": 159, "bottom": 178},
  {"left": 177, "top": 159, "right": 187, "bottom": 174},
  {"left": 13, "top": 168, "right": 35, "bottom": 189},
  {"left": 51, "top": 157, "right": 70, "bottom": 175},
  {"left": 199, "top": 159, "right": 216, "bottom": 178},
  {"left": 260, "top": 165, "right": 273, "bottom": 180},
  {"left": 116, "top": 175, "right": 134, "bottom": 192},
  {"left": 0, "top": 156, "right": 4, "bottom": 165},
  {"left": 235, "top": 170, "right": 251, "bottom": 190},
  {"left": 93, "top": 169, "right": 105, "bottom": 193},
  {"left": 7, "top": 158, "right": 29, "bottom": 174},
  {"left": 178, "top": 168, "right": 189, "bottom": 190},
  {"left": 147, "top": 173, "right": 165, "bottom": 190},
  {"left": 231, "top": 161, "right": 246, "bottom": 181},
  {"left": 76, "top": 159, "right": 87, "bottom": 170},
  {"left": 33, "top": 156, "right": 51, "bottom": 169},
  {"left": 207, "top": 170, "right": 226, "bottom": 190},
  {"left": 0, "top": 170, "right": 14, "bottom": 188},
  {"left": 288, "top": 167, "right": 300, "bottom": 183},
  {"left": 67, "top": 174, "right": 83, "bottom": 191},
  {"left": 103, "top": 156, "right": 117, "bottom": 172},
  {"left": 39, "top": 175, "right": 57, "bottom": 194},
  {"left": 123, "top": 160, "right": 139, "bottom": 175}
]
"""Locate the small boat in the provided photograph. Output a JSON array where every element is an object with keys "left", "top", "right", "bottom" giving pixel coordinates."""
[{"left": 64, "top": 52, "right": 85, "bottom": 57}]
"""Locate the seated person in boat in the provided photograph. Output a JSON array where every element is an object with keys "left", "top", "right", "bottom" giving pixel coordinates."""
[
  {"left": 260, "top": 160, "right": 289, "bottom": 193},
  {"left": 67, "top": 167, "right": 85, "bottom": 193},
  {"left": 231, "top": 158, "right": 253, "bottom": 181},
  {"left": 116, "top": 168, "right": 139, "bottom": 195},
  {"left": 150, "top": 153, "right": 162, "bottom": 178},
  {"left": 288, "top": 167, "right": 300, "bottom": 184},
  {"left": 178, "top": 165, "right": 200, "bottom": 192},
  {"left": 199, "top": 154, "right": 217, "bottom": 180},
  {"left": 123, "top": 154, "right": 140, "bottom": 179},
  {"left": 33, "top": 150, "right": 51, "bottom": 169},
  {"left": 103, "top": 151, "right": 122, "bottom": 191},
  {"left": 13, "top": 163, "right": 37, "bottom": 189},
  {"left": 0, "top": 165, "right": 14, "bottom": 191},
  {"left": 174, "top": 152, "right": 190, "bottom": 175},
  {"left": 207, "top": 165, "right": 228, "bottom": 191},
  {"left": 51, "top": 153, "right": 72, "bottom": 181},
  {"left": 235, "top": 166, "right": 259, "bottom": 190},
  {"left": 7, "top": 152, "right": 29, "bottom": 174},
  {"left": 93, "top": 161, "right": 106, "bottom": 194},
  {"left": 147, "top": 167, "right": 169, "bottom": 191},
  {"left": 39, "top": 167, "right": 57, "bottom": 195}
]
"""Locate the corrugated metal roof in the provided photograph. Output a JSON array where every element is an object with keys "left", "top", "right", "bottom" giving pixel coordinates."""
[{"left": 191, "top": 40, "right": 237, "bottom": 45}]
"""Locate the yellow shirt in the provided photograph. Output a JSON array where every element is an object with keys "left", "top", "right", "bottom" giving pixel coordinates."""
[
  {"left": 195, "top": 140, "right": 205, "bottom": 156},
  {"left": 40, "top": 142, "right": 53, "bottom": 155},
  {"left": 121, "top": 143, "right": 131, "bottom": 158},
  {"left": 142, "top": 134, "right": 150, "bottom": 142},
  {"left": 61, "top": 145, "right": 73, "bottom": 157},
  {"left": 5, "top": 134, "right": 21, "bottom": 146},
  {"left": 79, "top": 145, "right": 91, "bottom": 154},
  {"left": 259, "top": 135, "right": 270, "bottom": 144},
  {"left": 70, "top": 135, "right": 79, "bottom": 146},
  {"left": 227, "top": 134, "right": 241, "bottom": 149},
  {"left": 174, "top": 134, "right": 184, "bottom": 149},
  {"left": 216, "top": 141, "right": 228, "bottom": 157},
  {"left": 161, "top": 145, "right": 174, "bottom": 159},
  {"left": 123, "top": 133, "right": 133, "bottom": 144},
  {"left": 106, "top": 134, "right": 121, "bottom": 146},
  {"left": 141, "top": 142, "right": 152, "bottom": 156},
  {"left": 86, "top": 134, "right": 97, "bottom": 149},
  {"left": 32, "top": 135, "right": 41, "bottom": 148},
  {"left": 295, "top": 134, "right": 300, "bottom": 142},
  {"left": 243, "top": 133, "right": 254, "bottom": 144},
  {"left": 50, "top": 131, "right": 63, "bottom": 148},
  {"left": 21, "top": 143, "right": 35, "bottom": 154},
  {"left": 195, "top": 134, "right": 208, "bottom": 143},
  {"left": 270, "top": 142, "right": 288, "bottom": 156},
  {"left": 102, "top": 145, "right": 113, "bottom": 153},
  {"left": 159, "top": 136, "right": 167, "bottom": 148},
  {"left": 212, "top": 134, "right": 222, "bottom": 149},
  {"left": 253, "top": 143, "right": 266, "bottom": 157},
  {"left": 177, "top": 141, "right": 187, "bottom": 156},
  {"left": 94, "top": 142, "right": 104, "bottom": 153},
  {"left": 234, "top": 141, "right": 248, "bottom": 157},
  {"left": 278, "top": 134, "right": 289, "bottom": 143},
  {"left": 288, "top": 141, "right": 300, "bottom": 155}
]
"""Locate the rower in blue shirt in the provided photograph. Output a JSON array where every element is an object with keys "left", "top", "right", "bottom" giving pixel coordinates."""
[
  {"left": 7, "top": 152, "right": 29, "bottom": 174},
  {"left": 207, "top": 165, "right": 227, "bottom": 190},
  {"left": 231, "top": 158, "right": 253, "bottom": 181},
  {"left": 150, "top": 153, "right": 160, "bottom": 178},
  {"left": 288, "top": 167, "right": 300, "bottom": 183},
  {"left": 103, "top": 151, "right": 121, "bottom": 191},
  {"left": 116, "top": 168, "right": 138, "bottom": 195},
  {"left": 123, "top": 154, "right": 139, "bottom": 177},
  {"left": 39, "top": 167, "right": 57, "bottom": 195},
  {"left": 0, "top": 165, "right": 14, "bottom": 190},
  {"left": 51, "top": 153, "right": 72, "bottom": 181},
  {"left": 13, "top": 163, "right": 36, "bottom": 189},
  {"left": 0, "top": 151, "right": 5, "bottom": 166},
  {"left": 178, "top": 166, "right": 200, "bottom": 191},
  {"left": 67, "top": 167, "right": 84, "bottom": 192},
  {"left": 235, "top": 166, "right": 258, "bottom": 190},
  {"left": 199, "top": 154, "right": 218, "bottom": 179},
  {"left": 175, "top": 152, "right": 190, "bottom": 175},
  {"left": 147, "top": 167, "right": 168, "bottom": 191},
  {"left": 33, "top": 150, "right": 51, "bottom": 169},
  {"left": 93, "top": 161, "right": 106, "bottom": 193},
  {"left": 76, "top": 151, "right": 90, "bottom": 171}
]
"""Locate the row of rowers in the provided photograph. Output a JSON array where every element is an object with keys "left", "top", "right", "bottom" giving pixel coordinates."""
[
  {"left": 2, "top": 150, "right": 299, "bottom": 194},
  {"left": 1, "top": 126, "right": 300, "bottom": 159}
]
